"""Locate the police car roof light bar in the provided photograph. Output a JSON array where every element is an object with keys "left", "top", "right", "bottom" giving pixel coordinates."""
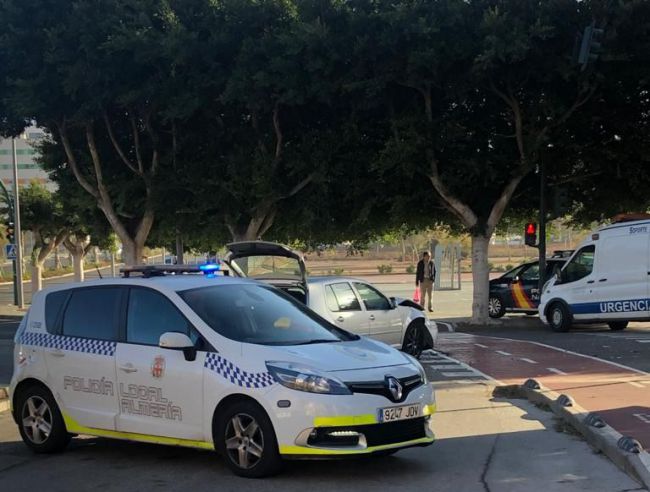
[{"left": 121, "top": 264, "right": 227, "bottom": 278}]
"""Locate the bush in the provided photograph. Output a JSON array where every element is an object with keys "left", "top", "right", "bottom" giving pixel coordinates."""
[
  {"left": 328, "top": 267, "right": 345, "bottom": 276},
  {"left": 504, "top": 264, "right": 514, "bottom": 271},
  {"left": 377, "top": 264, "right": 393, "bottom": 274},
  {"left": 406, "top": 264, "right": 416, "bottom": 274},
  {"left": 487, "top": 262, "right": 495, "bottom": 272}
]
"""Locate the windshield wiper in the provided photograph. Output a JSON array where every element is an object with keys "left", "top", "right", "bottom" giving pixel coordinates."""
[{"left": 298, "top": 338, "right": 342, "bottom": 345}]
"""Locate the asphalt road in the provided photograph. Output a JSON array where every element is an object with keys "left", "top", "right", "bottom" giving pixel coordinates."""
[
  {"left": 0, "top": 379, "right": 641, "bottom": 492},
  {"left": 457, "top": 316, "right": 650, "bottom": 373}
]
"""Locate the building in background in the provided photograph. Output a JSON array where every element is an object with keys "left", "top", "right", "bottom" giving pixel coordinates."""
[{"left": 0, "top": 126, "right": 53, "bottom": 190}]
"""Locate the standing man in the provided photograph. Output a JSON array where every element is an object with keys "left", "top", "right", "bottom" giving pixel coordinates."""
[{"left": 416, "top": 251, "right": 436, "bottom": 312}]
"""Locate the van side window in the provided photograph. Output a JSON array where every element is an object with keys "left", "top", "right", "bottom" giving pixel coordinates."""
[
  {"left": 562, "top": 245, "right": 595, "bottom": 283},
  {"left": 45, "top": 290, "right": 69, "bottom": 334},
  {"left": 62, "top": 288, "right": 122, "bottom": 341}
]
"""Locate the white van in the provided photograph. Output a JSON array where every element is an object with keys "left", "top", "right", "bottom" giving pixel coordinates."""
[{"left": 539, "top": 216, "right": 650, "bottom": 332}]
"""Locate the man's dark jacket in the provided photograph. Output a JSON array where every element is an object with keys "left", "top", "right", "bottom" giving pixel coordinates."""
[{"left": 416, "top": 259, "right": 436, "bottom": 285}]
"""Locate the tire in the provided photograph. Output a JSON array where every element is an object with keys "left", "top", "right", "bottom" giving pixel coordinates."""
[
  {"left": 402, "top": 322, "right": 425, "bottom": 358},
  {"left": 16, "top": 384, "right": 71, "bottom": 454},
  {"left": 488, "top": 296, "right": 506, "bottom": 318},
  {"left": 548, "top": 303, "right": 571, "bottom": 333},
  {"left": 214, "top": 399, "right": 283, "bottom": 478},
  {"left": 608, "top": 321, "right": 628, "bottom": 331}
]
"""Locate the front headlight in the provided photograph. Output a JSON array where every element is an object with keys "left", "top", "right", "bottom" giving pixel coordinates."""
[
  {"left": 402, "top": 353, "right": 429, "bottom": 384},
  {"left": 266, "top": 361, "right": 352, "bottom": 395}
]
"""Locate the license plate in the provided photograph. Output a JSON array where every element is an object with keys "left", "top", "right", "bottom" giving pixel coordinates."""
[{"left": 378, "top": 404, "right": 421, "bottom": 423}]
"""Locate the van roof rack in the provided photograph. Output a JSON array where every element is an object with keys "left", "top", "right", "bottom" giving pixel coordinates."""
[
  {"left": 612, "top": 213, "right": 650, "bottom": 223},
  {"left": 121, "top": 264, "right": 229, "bottom": 278}
]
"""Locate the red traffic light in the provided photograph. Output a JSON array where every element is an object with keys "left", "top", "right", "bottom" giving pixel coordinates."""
[{"left": 525, "top": 222, "right": 537, "bottom": 247}]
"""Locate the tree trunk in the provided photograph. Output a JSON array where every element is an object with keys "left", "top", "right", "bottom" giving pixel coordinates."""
[
  {"left": 470, "top": 234, "right": 491, "bottom": 324},
  {"left": 31, "top": 263, "right": 43, "bottom": 293},
  {"left": 122, "top": 240, "right": 144, "bottom": 267},
  {"left": 73, "top": 253, "right": 84, "bottom": 282}
]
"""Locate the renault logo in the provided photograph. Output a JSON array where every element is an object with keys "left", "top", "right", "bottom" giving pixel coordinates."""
[{"left": 385, "top": 376, "right": 403, "bottom": 401}]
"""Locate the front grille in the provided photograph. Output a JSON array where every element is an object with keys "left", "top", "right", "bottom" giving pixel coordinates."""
[
  {"left": 312, "top": 417, "right": 427, "bottom": 448},
  {"left": 346, "top": 374, "right": 423, "bottom": 403}
]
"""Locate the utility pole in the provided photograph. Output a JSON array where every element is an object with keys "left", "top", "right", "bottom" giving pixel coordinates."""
[
  {"left": 12, "top": 138, "right": 24, "bottom": 308},
  {"left": 538, "top": 159, "right": 547, "bottom": 295}
]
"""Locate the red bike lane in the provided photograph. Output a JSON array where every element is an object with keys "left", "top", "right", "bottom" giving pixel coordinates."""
[{"left": 437, "top": 333, "right": 650, "bottom": 449}]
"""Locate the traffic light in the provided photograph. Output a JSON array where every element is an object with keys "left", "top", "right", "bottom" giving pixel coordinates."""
[
  {"left": 5, "top": 221, "right": 14, "bottom": 243},
  {"left": 577, "top": 21, "right": 604, "bottom": 70},
  {"left": 525, "top": 222, "right": 537, "bottom": 247}
]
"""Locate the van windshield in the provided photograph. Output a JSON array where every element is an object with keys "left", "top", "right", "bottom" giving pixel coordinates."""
[
  {"left": 562, "top": 245, "right": 595, "bottom": 283},
  {"left": 178, "top": 284, "right": 357, "bottom": 346}
]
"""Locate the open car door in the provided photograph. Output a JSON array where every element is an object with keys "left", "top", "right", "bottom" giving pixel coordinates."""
[{"left": 223, "top": 241, "right": 308, "bottom": 303}]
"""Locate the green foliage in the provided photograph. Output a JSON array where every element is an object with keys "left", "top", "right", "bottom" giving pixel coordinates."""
[
  {"left": 406, "top": 264, "right": 416, "bottom": 274},
  {"left": 377, "top": 264, "right": 393, "bottom": 274}
]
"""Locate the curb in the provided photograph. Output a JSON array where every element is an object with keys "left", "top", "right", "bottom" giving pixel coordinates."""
[
  {"left": 0, "top": 387, "right": 9, "bottom": 414},
  {"left": 501, "top": 380, "right": 650, "bottom": 489}
]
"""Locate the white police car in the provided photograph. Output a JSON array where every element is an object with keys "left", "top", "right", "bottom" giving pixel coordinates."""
[{"left": 9, "top": 265, "right": 435, "bottom": 477}]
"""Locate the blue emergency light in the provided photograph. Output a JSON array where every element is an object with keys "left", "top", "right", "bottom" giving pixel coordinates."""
[{"left": 199, "top": 263, "right": 221, "bottom": 278}]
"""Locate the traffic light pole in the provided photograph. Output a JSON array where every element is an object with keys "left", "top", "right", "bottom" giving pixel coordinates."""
[
  {"left": 538, "top": 158, "right": 547, "bottom": 294},
  {"left": 11, "top": 138, "right": 24, "bottom": 309}
]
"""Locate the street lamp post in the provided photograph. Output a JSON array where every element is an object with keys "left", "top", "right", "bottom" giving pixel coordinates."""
[{"left": 11, "top": 138, "right": 24, "bottom": 308}]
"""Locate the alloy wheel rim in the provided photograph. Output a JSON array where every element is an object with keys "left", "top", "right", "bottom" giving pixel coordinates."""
[
  {"left": 405, "top": 327, "right": 420, "bottom": 355},
  {"left": 225, "top": 413, "right": 264, "bottom": 469},
  {"left": 552, "top": 309, "right": 562, "bottom": 326},
  {"left": 22, "top": 396, "right": 53, "bottom": 444},
  {"left": 489, "top": 297, "right": 501, "bottom": 315}
]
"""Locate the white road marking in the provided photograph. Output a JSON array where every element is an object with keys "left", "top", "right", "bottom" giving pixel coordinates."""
[
  {"left": 441, "top": 371, "right": 483, "bottom": 378},
  {"left": 495, "top": 350, "right": 512, "bottom": 356},
  {"left": 519, "top": 358, "right": 538, "bottom": 364},
  {"left": 627, "top": 381, "right": 645, "bottom": 388},
  {"left": 461, "top": 334, "right": 650, "bottom": 377},
  {"left": 547, "top": 367, "right": 568, "bottom": 375},
  {"left": 474, "top": 343, "right": 489, "bottom": 348},
  {"left": 429, "top": 364, "right": 469, "bottom": 370},
  {"left": 635, "top": 340, "right": 650, "bottom": 343},
  {"left": 633, "top": 413, "right": 650, "bottom": 424},
  {"left": 431, "top": 351, "right": 503, "bottom": 384}
]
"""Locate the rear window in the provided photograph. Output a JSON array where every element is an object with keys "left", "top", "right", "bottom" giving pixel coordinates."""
[
  {"left": 45, "top": 290, "right": 69, "bottom": 333},
  {"left": 62, "top": 288, "right": 122, "bottom": 341}
]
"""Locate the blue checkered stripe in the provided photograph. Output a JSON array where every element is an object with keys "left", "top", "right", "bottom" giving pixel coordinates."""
[
  {"left": 204, "top": 352, "right": 275, "bottom": 389},
  {"left": 20, "top": 332, "right": 116, "bottom": 356}
]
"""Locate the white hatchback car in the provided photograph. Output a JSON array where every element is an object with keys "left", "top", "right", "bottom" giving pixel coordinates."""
[
  {"left": 223, "top": 242, "right": 438, "bottom": 357},
  {"left": 9, "top": 266, "right": 436, "bottom": 477}
]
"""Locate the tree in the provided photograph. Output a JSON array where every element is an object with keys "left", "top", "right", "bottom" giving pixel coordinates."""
[
  {"left": 0, "top": 0, "right": 177, "bottom": 265},
  {"left": 20, "top": 183, "right": 68, "bottom": 292},
  {"left": 346, "top": 0, "right": 601, "bottom": 321}
]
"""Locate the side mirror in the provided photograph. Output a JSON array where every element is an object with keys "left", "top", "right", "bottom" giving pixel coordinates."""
[
  {"left": 159, "top": 332, "right": 197, "bottom": 362},
  {"left": 512, "top": 276, "right": 520, "bottom": 284},
  {"left": 389, "top": 297, "right": 398, "bottom": 309}
]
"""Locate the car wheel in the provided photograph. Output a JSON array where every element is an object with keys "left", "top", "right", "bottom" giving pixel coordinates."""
[
  {"left": 548, "top": 303, "right": 571, "bottom": 333},
  {"left": 488, "top": 296, "right": 506, "bottom": 318},
  {"left": 215, "top": 400, "right": 283, "bottom": 478},
  {"left": 608, "top": 321, "right": 628, "bottom": 331},
  {"left": 402, "top": 321, "right": 425, "bottom": 358},
  {"left": 16, "top": 385, "right": 70, "bottom": 453}
]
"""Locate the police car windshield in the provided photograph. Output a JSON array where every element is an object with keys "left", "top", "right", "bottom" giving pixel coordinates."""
[{"left": 178, "top": 284, "right": 358, "bottom": 346}]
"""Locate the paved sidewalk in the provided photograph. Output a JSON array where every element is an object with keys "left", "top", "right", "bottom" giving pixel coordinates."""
[{"left": 438, "top": 332, "right": 650, "bottom": 452}]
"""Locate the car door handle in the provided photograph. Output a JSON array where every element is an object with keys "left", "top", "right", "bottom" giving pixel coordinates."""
[
  {"left": 587, "top": 280, "right": 595, "bottom": 284},
  {"left": 336, "top": 316, "right": 345, "bottom": 322},
  {"left": 49, "top": 349, "right": 65, "bottom": 358},
  {"left": 119, "top": 364, "right": 138, "bottom": 373},
  {"left": 598, "top": 278, "right": 607, "bottom": 282},
  {"left": 369, "top": 315, "right": 375, "bottom": 321}
]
